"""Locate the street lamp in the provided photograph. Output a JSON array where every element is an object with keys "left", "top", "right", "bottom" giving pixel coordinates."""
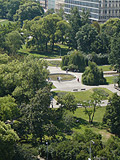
[
  {"left": 46, "top": 142, "right": 48, "bottom": 160},
  {"left": 88, "top": 140, "right": 95, "bottom": 160}
]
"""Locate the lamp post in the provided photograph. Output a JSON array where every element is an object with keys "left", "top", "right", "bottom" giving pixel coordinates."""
[
  {"left": 88, "top": 140, "right": 95, "bottom": 160},
  {"left": 46, "top": 142, "right": 48, "bottom": 160}
]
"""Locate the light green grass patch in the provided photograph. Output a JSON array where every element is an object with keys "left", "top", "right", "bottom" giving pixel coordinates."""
[
  {"left": 47, "top": 60, "right": 61, "bottom": 67},
  {"left": 0, "top": 19, "right": 14, "bottom": 25},
  {"left": 54, "top": 88, "right": 113, "bottom": 101},
  {"left": 105, "top": 76, "right": 117, "bottom": 84},
  {"left": 98, "top": 65, "right": 111, "bottom": 71}
]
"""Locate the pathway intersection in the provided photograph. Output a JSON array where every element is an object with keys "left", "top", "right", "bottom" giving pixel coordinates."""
[{"left": 47, "top": 59, "right": 120, "bottom": 108}]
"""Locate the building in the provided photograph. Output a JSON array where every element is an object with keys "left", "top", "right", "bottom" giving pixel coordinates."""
[
  {"left": 48, "top": 0, "right": 56, "bottom": 9},
  {"left": 64, "top": 0, "right": 120, "bottom": 22},
  {"left": 55, "top": 0, "right": 65, "bottom": 10},
  {"left": 39, "top": 0, "right": 48, "bottom": 9}
]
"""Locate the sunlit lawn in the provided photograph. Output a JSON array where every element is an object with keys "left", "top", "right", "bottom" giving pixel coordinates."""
[
  {"left": 105, "top": 76, "right": 118, "bottom": 84},
  {"left": 18, "top": 43, "right": 71, "bottom": 58},
  {"left": 98, "top": 65, "right": 111, "bottom": 71},
  {"left": 54, "top": 88, "right": 113, "bottom": 101}
]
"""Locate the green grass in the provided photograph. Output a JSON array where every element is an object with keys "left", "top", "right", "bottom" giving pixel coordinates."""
[
  {"left": 54, "top": 88, "right": 113, "bottom": 101},
  {"left": 68, "top": 107, "right": 112, "bottom": 143},
  {"left": 49, "top": 74, "right": 75, "bottom": 81},
  {"left": 18, "top": 43, "right": 71, "bottom": 58},
  {"left": 105, "top": 76, "right": 117, "bottom": 84},
  {"left": 98, "top": 65, "right": 111, "bottom": 71},
  {"left": 0, "top": 19, "right": 14, "bottom": 25},
  {"left": 48, "top": 60, "right": 61, "bottom": 67}
]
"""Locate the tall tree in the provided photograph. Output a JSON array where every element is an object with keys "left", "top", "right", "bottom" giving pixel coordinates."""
[
  {"left": 68, "top": 7, "right": 82, "bottom": 49},
  {"left": 0, "top": 121, "right": 19, "bottom": 160},
  {"left": 109, "top": 33, "right": 120, "bottom": 72},
  {"left": 103, "top": 93, "right": 120, "bottom": 137},
  {"left": 76, "top": 24, "right": 98, "bottom": 53}
]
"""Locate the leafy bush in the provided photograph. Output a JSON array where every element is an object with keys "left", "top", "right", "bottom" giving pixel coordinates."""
[
  {"left": 61, "top": 50, "right": 86, "bottom": 72},
  {"left": 82, "top": 62, "right": 106, "bottom": 85}
]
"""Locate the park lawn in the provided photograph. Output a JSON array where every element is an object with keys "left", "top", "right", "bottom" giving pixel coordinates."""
[
  {"left": 47, "top": 60, "right": 61, "bottom": 67},
  {"left": 18, "top": 43, "right": 70, "bottom": 58},
  {"left": 68, "top": 107, "right": 112, "bottom": 143},
  {"left": 98, "top": 65, "right": 111, "bottom": 71},
  {"left": 105, "top": 76, "right": 117, "bottom": 84},
  {"left": 54, "top": 88, "right": 113, "bottom": 101}
]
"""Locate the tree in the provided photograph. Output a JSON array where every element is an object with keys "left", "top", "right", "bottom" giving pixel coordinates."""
[
  {"left": 0, "top": 121, "right": 19, "bottom": 160},
  {"left": 82, "top": 61, "right": 106, "bottom": 85},
  {"left": 76, "top": 24, "right": 98, "bottom": 53},
  {"left": 42, "top": 14, "right": 61, "bottom": 50},
  {"left": 0, "top": 95, "right": 18, "bottom": 121},
  {"left": 61, "top": 50, "right": 86, "bottom": 72},
  {"left": 80, "top": 89, "right": 106, "bottom": 124},
  {"left": 0, "top": 55, "right": 49, "bottom": 103},
  {"left": 55, "top": 20, "right": 71, "bottom": 44},
  {"left": 6, "top": 0, "right": 21, "bottom": 21},
  {"left": 5, "top": 31, "right": 23, "bottom": 55},
  {"left": 13, "top": 2, "right": 44, "bottom": 24},
  {"left": 109, "top": 34, "right": 120, "bottom": 72},
  {"left": 68, "top": 7, "right": 82, "bottom": 49},
  {"left": 57, "top": 93, "right": 77, "bottom": 113},
  {"left": 20, "top": 87, "right": 51, "bottom": 143},
  {"left": 103, "top": 93, "right": 120, "bottom": 137}
]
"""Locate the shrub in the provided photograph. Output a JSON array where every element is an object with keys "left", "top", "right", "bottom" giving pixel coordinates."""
[{"left": 82, "top": 61, "right": 106, "bottom": 85}]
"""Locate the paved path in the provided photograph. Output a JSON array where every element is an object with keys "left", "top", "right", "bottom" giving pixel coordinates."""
[
  {"left": 48, "top": 66, "right": 120, "bottom": 95},
  {"left": 47, "top": 62, "right": 120, "bottom": 108}
]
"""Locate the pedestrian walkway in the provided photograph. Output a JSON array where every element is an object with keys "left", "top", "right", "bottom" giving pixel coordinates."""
[{"left": 48, "top": 66, "right": 120, "bottom": 96}]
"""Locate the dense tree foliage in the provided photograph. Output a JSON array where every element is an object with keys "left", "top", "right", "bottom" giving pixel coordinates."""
[
  {"left": 0, "top": 121, "right": 19, "bottom": 160},
  {"left": 76, "top": 24, "right": 98, "bottom": 53},
  {"left": 109, "top": 33, "right": 120, "bottom": 72},
  {"left": 103, "top": 93, "right": 120, "bottom": 137},
  {"left": 82, "top": 62, "right": 106, "bottom": 85},
  {"left": 14, "top": 1, "right": 44, "bottom": 24},
  {"left": 61, "top": 50, "right": 86, "bottom": 72},
  {"left": 0, "top": 55, "right": 49, "bottom": 103}
]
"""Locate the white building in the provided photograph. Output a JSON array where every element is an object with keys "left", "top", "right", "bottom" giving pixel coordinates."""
[{"left": 63, "top": 0, "right": 120, "bottom": 22}]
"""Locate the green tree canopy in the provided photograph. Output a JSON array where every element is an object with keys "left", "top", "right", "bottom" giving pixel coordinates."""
[
  {"left": 82, "top": 61, "right": 106, "bottom": 85},
  {"left": 76, "top": 24, "right": 98, "bottom": 53},
  {"left": 109, "top": 33, "right": 120, "bottom": 72},
  {"left": 0, "top": 121, "right": 19, "bottom": 160},
  {"left": 0, "top": 95, "right": 18, "bottom": 121},
  {"left": 13, "top": 1, "right": 44, "bottom": 23},
  {"left": 103, "top": 93, "right": 120, "bottom": 137},
  {"left": 0, "top": 55, "right": 49, "bottom": 103}
]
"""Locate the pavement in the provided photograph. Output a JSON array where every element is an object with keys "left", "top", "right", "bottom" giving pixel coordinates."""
[{"left": 47, "top": 61, "right": 120, "bottom": 108}]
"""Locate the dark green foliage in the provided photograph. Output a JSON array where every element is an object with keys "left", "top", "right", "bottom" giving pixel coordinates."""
[
  {"left": 13, "top": 144, "right": 38, "bottom": 160},
  {"left": 61, "top": 50, "right": 86, "bottom": 72},
  {"left": 82, "top": 61, "right": 106, "bottom": 85},
  {"left": 0, "top": 55, "right": 49, "bottom": 103},
  {"left": 57, "top": 93, "right": 77, "bottom": 113},
  {"left": 76, "top": 24, "right": 98, "bottom": 53},
  {"left": 68, "top": 7, "right": 82, "bottom": 49},
  {"left": 109, "top": 33, "right": 120, "bottom": 72},
  {"left": 103, "top": 93, "right": 120, "bottom": 137},
  {"left": 0, "top": 121, "right": 19, "bottom": 160},
  {"left": 13, "top": 2, "right": 44, "bottom": 24},
  {"left": 39, "top": 129, "right": 103, "bottom": 160},
  {"left": 86, "top": 53, "right": 109, "bottom": 65},
  {"left": 20, "top": 87, "right": 51, "bottom": 142}
]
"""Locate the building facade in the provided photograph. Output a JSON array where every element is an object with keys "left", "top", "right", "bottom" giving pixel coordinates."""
[
  {"left": 55, "top": 0, "right": 65, "bottom": 10},
  {"left": 39, "top": 0, "right": 48, "bottom": 9},
  {"left": 64, "top": 0, "right": 120, "bottom": 22},
  {"left": 48, "top": 0, "right": 56, "bottom": 9}
]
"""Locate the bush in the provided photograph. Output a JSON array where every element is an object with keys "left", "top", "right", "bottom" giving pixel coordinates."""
[
  {"left": 61, "top": 50, "right": 86, "bottom": 72},
  {"left": 82, "top": 61, "right": 106, "bottom": 85}
]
